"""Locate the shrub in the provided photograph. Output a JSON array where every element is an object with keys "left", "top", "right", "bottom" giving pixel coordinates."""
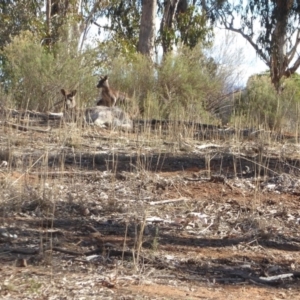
[
  {"left": 1, "top": 32, "right": 229, "bottom": 124},
  {"left": 234, "top": 73, "right": 300, "bottom": 131},
  {"left": 94, "top": 43, "right": 225, "bottom": 123},
  {"left": 1, "top": 31, "right": 98, "bottom": 111}
]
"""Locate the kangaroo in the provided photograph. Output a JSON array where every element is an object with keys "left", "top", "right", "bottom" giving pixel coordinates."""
[
  {"left": 57, "top": 88, "right": 132, "bottom": 130},
  {"left": 96, "top": 75, "right": 127, "bottom": 107},
  {"left": 59, "top": 89, "right": 77, "bottom": 121},
  {"left": 60, "top": 89, "right": 77, "bottom": 110}
]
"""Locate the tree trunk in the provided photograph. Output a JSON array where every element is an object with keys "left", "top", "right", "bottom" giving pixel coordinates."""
[
  {"left": 138, "top": 0, "right": 157, "bottom": 60},
  {"left": 45, "top": 0, "right": 52, "bottom": 47},
  {"left": 270, "top": 0, "right": 292, "bottom": 91},
  {"left": 160, "top": 0, "right": 180, "bottom": 55},
  {"left": 46, "top": 0, "right": 51, "bottom": 36}
]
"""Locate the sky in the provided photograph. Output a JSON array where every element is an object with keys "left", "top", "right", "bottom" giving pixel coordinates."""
[
  {"left": 211, "top": 28, "right": 268, "bottom": 87},
  {"left": 232, "top": 35, "right": 267, "bottom": 82}
]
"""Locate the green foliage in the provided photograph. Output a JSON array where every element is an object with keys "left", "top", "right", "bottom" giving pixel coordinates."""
[
  {"left": 0, "top": 0, "right": 44, "bottom": 51},
  {"left": 159, "top": 4, "right": 213, "bottom": 54},
  {"left": 0, "top": 0, "right": 45, "bottom": 82},
  {"left": 157, "top": 45, "right": 220, "bottom": 119},
  {"left": 1, "top": 28, "right": 225, "bottom": 125},
  {"left": 176, "top": 6, "right": 213, "bottom": 49},
  {"left": 282, "top": 73, "right": 300, "bottom": 100},
  {"left": 98, "top": 1, "right": 212, "bottom": 56},
  {"left": 45, "top": 0, "right": 84, "bottom": 46},
  {"left": 1, "top": 31, "right": 99, "bottom": 111},
  {"left": 99, "top": 0, "right": 141, "bottom": 56},
  {"left": 0, "top": 29, "right": 224, "bottom": 123},
  {"left": 234, "top": 73, "right": 300, "bottom": 131},
  {"left": 206, "top": 0, "right": 300, "bottom": 56},
  {"left": 95, "top": 43, "right": 224, "bottom": 122}
]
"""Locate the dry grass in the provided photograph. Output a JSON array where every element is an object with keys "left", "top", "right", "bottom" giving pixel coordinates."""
[{"left": 0, "top": 110, "right": 300, "bottom": 299}]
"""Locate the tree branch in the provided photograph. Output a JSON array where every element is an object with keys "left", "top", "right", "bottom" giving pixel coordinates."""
[
  {"left": 217, "top": 11, "right": 270, "bottom": 67},
  {"left": 92, "top": 21, "right": 111, "bottom": 31},
  {"left": 223, "top": 25, "right": 270, "bottom": 67},
  {"left": 284, "top": 55, "right": 300, "bottom": 77},
  {"left": 79, "top": 1, "right": 107, "bottom": 52},
  {"left": 286, "top": 29, "right": 300, "bottom": 65}
]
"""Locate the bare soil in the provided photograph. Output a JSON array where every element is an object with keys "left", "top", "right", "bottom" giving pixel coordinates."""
[{"left": 0, "top": 118, "right": 300, "bottom": 299}]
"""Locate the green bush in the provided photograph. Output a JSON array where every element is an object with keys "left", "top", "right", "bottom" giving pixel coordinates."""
[
  {"left": 1, "top": 31, "right": 98, "bottom": 111},
  {"left": 234, "top": 73, "right": 300, "bottom": 131},
  {"left": 95, "top": 43, "right": 224, "bottom": 122},
  {"left": 1, "top": 32, "right": 227, "bottom": 124}
]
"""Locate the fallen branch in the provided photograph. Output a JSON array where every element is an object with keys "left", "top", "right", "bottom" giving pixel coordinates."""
[
  {"left": 148, "top": 197, "right": 189, "bottom": 205},
  {"left": 4, "top": 121, "right": 51, "bottom": 133},
  {"left": 195, "top": 143, "right": 223, "bottom": 150},
  {"left": 29, "top": 171, "right": 101, "bottom": 177},
  {"left": 259, "top": 273, "right": 294, "bottom": 282}
]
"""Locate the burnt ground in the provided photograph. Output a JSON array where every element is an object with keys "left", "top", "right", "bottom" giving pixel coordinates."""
[{"left": 0, "top": 116, "right": 300, "bottom": 299}]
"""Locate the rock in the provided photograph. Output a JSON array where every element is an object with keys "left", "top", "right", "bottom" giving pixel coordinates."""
[{"left": 85, "top": 106, "right": 132, "bottom": 130}]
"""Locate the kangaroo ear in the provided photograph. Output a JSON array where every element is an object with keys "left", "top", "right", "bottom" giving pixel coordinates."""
[
  {"left": 61, "top": 89, "right": 66, "bottom": 96},
  {"left": 104, "top": 75, "right": 108, "bottom": 80},
  {"left": 71, "top": 90, "right": 77, "bottom": 96}
]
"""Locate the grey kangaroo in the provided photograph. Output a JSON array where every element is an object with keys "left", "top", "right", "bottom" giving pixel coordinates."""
[
  {"left": 96, "top": 75, "right": 127, "bottom": 107},
  {"left": 58, "top": 88, "right": 132, "bottom": 130}
]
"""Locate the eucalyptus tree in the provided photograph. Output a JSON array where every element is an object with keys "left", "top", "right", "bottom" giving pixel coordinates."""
[
  {"left": 201, "top": 0, "right": 300, "bottom": 91},
  {"left": 0, "top": 0, "right": 44, "bottom": 50},
  {"left": 89, "top": 0, "right": 212, "bottom": 57},
  {"left": 138, "top": 0, "right": 157, "bottom": 58},
  {"left": 159, "top": 0, "right": 212, "bottom": 54},
  {"left": 0, "top": 0, "right": 44, "bottom": 84}
]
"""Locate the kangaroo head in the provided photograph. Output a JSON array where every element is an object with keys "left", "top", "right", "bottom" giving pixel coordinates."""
[
  {"left": 97, "top": 75, "right": 109, "bottom": 89},
  {"left": 61, "top": 89, "right": 77, "bottom": 109}
]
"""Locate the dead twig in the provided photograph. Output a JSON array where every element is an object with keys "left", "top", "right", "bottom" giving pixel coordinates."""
[{"left": 148, "top": 197, "right": 189, "bottom": 205}]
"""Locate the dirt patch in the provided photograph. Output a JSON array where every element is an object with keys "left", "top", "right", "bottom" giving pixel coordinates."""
[
  {"left": 0, "top": 119, "right": 300, "bottom": 299},
  {"left": 122, "top": 283, "right": 297, "bottom": 300}
]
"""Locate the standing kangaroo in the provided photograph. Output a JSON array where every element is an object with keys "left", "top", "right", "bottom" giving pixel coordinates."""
[{"left": 96, "top": 75, "right": 127, "bottom": 107}]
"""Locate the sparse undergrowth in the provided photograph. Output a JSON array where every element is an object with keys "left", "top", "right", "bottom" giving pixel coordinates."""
[{"left": 0, "top": 111, "right": 300, "bottom": 299}]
